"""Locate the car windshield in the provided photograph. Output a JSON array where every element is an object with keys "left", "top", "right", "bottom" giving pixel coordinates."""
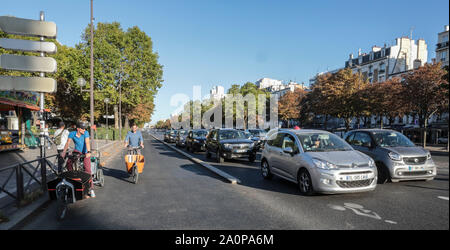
[
  {"left": 179, "top": 130, "right": 187, "bottom": 136},
  {"left": 219, "top": 130, "right": 246, "bottom": 140},
  {"left": 372, "top": 131, "right": 415, "bottom": 147},
  {"left": 249, "top": 129, "right": 266, "bottom": 137},
  {"left": 296, "top": 133, "right": 353, "bottom": 152},
  {"left": 193, "top": 131, "right": 207, "bottom": 137}
]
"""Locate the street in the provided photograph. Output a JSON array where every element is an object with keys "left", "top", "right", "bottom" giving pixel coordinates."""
[{"left": 19, "top": 132, "right": 449, "bottom": 230}]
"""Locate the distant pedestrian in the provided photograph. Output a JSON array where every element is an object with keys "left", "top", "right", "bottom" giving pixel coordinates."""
[{"left": 53, "top": 121, "right": 69, "bottom": 173}]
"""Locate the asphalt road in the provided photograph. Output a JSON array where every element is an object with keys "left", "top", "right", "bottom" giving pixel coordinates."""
[{"left": 19, "top": 132, "right": 449, "bottom": 230}]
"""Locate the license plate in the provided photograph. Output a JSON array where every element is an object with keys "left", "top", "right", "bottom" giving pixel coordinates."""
[
  {"left": 233, "top": 149, "right": 247, "bottom": 153},
  {"left": 344, "top": 174, "right": 369, "bottom": 181},
  {"left": 408, "top": 166, "right": 424, "bottom": 171}
]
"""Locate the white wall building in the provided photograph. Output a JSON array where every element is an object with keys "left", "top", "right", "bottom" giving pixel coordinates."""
[
  {"left": 255, "top": 78, "right": 283, "bottom": 91},
  {"left": 345, "top": 37, "right": 427, "bottom": 83},
  {"left": 435, "top": 25, "right": 449, "bottom": 67}
]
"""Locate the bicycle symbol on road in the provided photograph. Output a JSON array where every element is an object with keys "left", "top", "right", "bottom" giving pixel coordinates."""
[{"left": 329, "top": 203, "right": 397, "bottom": 225}]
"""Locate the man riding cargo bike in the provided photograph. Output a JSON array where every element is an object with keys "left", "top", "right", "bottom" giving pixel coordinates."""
[{"left": 124, "top": 124, "right": 145, "bottom": 184}]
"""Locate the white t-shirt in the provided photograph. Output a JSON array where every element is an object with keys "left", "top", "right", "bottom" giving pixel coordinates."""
[{"left": 54, "top": 128, "right": 69, "bottom": 150}]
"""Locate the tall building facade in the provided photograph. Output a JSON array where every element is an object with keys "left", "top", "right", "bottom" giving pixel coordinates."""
[{"left": 435, "top": 25, "right": 449, "bottom": 67}]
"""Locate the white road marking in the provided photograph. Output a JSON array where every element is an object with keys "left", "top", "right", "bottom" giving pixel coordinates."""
[
  {"left": 438, "top": 196, "right": 449, "bottom": 201},
  {"left": 329, "top": 203, "right": 397, "bottom": 225}
]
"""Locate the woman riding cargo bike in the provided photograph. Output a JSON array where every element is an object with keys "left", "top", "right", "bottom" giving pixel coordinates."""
[{"left": 124, "top": 124, "right": 145, "bottom": 184}]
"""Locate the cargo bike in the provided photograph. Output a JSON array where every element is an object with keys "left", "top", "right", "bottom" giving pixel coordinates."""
[
  {"left": 124, "top": 146, "right": 145, "bottom": 184},
  {"left": 47, "top": 150, "right": 104, "bottom": 220}
]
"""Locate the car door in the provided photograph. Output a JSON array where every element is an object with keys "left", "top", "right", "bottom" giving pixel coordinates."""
[
  {"left": 269, "top": 133, "right": 288, "bottom": 178},
  {"left": 352, "top": 132, "right": 375, "bottom": 158},
  {"left": 207, "top": 130, "right": 216, "bottom": 152},
  {"left": 278, "top": 133, "right": 301, "bottom": 181}
]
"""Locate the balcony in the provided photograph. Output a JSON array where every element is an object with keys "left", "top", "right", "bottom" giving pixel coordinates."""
[{"left": 436, "top": 41, "right": 449, "bottom": 50}]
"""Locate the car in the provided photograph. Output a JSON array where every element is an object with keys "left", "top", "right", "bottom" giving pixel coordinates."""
[
  {"left": 206, "top": 128, "right": 257, "bottom": 163},
  {"left": 344, "top": 129, "right": 436, "bottom": 183},
  {"left": 437, "top": 137, "right": 448, "bottom": 144},
  {"left": 165, "top": 130, "right": 177, "bottom": 143},
  {"left": 186, "top": 129, "right": 208, "bottom": 153},
  {"left": 175, "top": 130, "right": 188, "bottom": 147},
  {"left": 246, "top": 129, "right": 267, "bottom": 150},
  {"left": 261, "top": 129, "right": 377, "bottom": 195}
]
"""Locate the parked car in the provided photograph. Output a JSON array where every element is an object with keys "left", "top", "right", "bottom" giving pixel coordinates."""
[
  {"left": 437, "top": 137, "right": 448, "bottom": 144},
  {"left": 175, "top": 130, "right": 188, "bottom": 147},
  {"left": 165, "top": 130, "right": 177, "bottom": 143},
  {"left": 344, "top": 129, "right": 436, "bottom": 183},
  {"left": 186, "top": 129, "right": 208, "bottom": 153},
  {"left": 261, "top": 129, "right": 377, "bottom": 195},
  {"left": 206, "top": 128, "right": 257, "bottom": 163},
  {"left": 246, "top": 129, "right": 267, "bottom": 150}
]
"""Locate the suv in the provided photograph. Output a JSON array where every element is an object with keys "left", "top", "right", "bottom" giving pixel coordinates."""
[
  {"left": 186, "top": 129, "right": 208, "bottom": 153},
  {"left": 344, "top": 129, "right": 436, "bottom": 183},
  {"left": 261, "top": 129, "right": 377, "bottom": 195},
  {"left": 165, "top": 130, "right": 177, "bottom": 143},
  {"left": 246, "top": 129, "right": 267, "bottom": 150},
  {"left": 206, "top": 128, "right": 257, "bottom": 163}
]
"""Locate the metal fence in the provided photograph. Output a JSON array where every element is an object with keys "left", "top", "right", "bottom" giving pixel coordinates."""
[{"left": 0, "top": 154, "right": 58, "bottom": 208}]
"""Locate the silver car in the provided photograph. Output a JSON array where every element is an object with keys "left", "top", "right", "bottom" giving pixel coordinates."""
[
  {"left": 261, "top": 129, "right": 377, "bottom": 195},
  {"left": 344, "top": 129, "right": 436, "bottom": 183}
]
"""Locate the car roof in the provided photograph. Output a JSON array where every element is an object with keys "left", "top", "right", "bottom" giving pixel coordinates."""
[{"left": 350, "top": 129, "right": 397, "bottom": 133}]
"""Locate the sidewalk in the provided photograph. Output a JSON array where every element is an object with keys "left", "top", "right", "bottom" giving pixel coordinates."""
[
  {"left": 423, "top": 145, "right": 449, "bottom": 156},
  {"left": 0, "top": 140, "right": 121, "bottom": 230}
]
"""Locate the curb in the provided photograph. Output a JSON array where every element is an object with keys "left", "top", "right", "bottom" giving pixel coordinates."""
[{"left": 149, "top": 134, "right": 241, "bottom": 184}]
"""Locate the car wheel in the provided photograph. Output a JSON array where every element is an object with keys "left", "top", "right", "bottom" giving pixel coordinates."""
[
  {"left": 261, "top": 160, "right": 273, "bottom": 179},
  {"left": 376, "top": 162, "right": 390, "bottom": 184},
  {"left": 298, "top": 169, "right": 315, "bottom": 196}
]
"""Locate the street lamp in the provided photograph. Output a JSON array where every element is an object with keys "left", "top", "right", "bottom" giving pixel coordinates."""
[{"left": 77, "top": 77, "right": 89, "bottom": 92}]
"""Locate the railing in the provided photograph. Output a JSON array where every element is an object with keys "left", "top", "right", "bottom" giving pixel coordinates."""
[{"left": 0, "top": 154, "right": 58, "bottom": 208}]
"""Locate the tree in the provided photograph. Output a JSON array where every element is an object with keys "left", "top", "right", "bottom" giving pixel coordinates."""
[
  {"left": 278, "top": 88, "right": 307, "bottom": 127},
  {"left": 402, "top": 62, "right": 449, "bottom": 147}
]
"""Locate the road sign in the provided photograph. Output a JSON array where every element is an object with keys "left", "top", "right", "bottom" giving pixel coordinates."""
[
  {"left": 0, "top": 38, "right": 57, "bottom": 54},
  {"left": 0, "top": 54, "right": 57, "bottom": 73},
  {"left": 0, "top": 16, "right": 57, "bottom": 38},
  {"left": 103, "top": 115, "right": 115, "bottom": 119},
  {"left": 0, "top": 75, "right": 57, "bottom": 93}
]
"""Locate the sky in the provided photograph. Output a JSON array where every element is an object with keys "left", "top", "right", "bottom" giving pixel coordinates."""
[{"left": 2, "top": 0, "right": 449, "bottom": 124}]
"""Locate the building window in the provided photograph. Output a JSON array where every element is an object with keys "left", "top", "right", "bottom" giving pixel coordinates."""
[
  {"left": 368, "top": 66, "right": 373, "bottom": 76},
  {"left": 441, "top": 51, "right": 448, "bottom": 62},
  {"left": 379, "top": 63, "right": 386, "bottom": 73}
]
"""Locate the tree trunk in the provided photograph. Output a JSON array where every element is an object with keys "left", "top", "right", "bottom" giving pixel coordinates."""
[
  {"left": 114, "top": 105, "right": 119, "bottom": 129},
  {"left": 124, "top": 115, "right": 130, "bottom": 130}
]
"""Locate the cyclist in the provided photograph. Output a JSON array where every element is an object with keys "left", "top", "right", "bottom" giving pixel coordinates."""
[
  {"left": 124, "top": 123, "right": 144, "bottom": 154},
  {"left": 60, "top": 121, "right": 95, "bottom": 198}
]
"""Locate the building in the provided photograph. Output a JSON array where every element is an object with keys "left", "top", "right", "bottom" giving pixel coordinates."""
[
  {"left": 344, "top": 37, "right": 427, "bottom": 83},
  {"left": 435, "top": 25, "right": 449, "bottom": 67},
  {"left": 255, "top": 78, "right": 283, "bottom": 92},
  {"left": 272, "top": 81, "right": 309, "bottom": 99},
  {"left": 210, "top": 85, "right": 225, "bottom": 100}
]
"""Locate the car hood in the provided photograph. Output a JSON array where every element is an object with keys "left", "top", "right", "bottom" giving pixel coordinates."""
[
  {"left": 221, "top": 139, "right": 253, "bottom": 144},
  {"left": 307, "top": 150, "right": 371, "bottom": 166},
  {"left": 382, "top": 146, "right": 428, "bottom": 157}
]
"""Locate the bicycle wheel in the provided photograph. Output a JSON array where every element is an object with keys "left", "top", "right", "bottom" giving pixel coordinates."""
[
  {"left": 56, "top": 200, "right": 68, "bottom": 221},
  {"left": 132, "top": 165, "right": 139, "bottom": 184}
]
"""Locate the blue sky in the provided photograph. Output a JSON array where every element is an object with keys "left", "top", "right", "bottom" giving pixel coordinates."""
[{"left": 2, "top": 0, "right": 449, "bottom": 123}]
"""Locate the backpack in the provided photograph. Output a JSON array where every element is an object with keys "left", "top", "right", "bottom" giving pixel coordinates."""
[{"left": 54, "top": 130, "right": 64, "bottom": 145}]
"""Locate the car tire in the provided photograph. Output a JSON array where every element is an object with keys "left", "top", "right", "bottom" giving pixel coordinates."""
[
  {"left": 298, "top": 169, "right": 315, "bottom": 196},
  {"left": 261, "top": 160, "right": 273, "bottom": 180},
  {"left": 376, "top": 162, "right": 390, "bottom": 184}
]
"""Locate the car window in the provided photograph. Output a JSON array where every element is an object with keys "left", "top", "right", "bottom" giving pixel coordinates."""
[
  {"left": 271, "top": 133, "right": 284, "bottom": 148},
  {"left": 353, "top": 132, "right": 372, "bottom": 147},
  {"left": 372, "top": 131, "right": 415, "bottom": 147},
  {"left": 296, "top": 133, "right": 353, "bottom": 152},
  {"left": 282, "top": 134, "right": 298, "bottom": 152},
  {"left": 345, "top": 132, "right": 355, "bottom": 144},
  {"left": 219, "top": 130, "right": 245, "bottom": 140}
]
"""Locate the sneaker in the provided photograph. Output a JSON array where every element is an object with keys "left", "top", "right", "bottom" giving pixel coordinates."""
[{"left": 89, "top": 190, "right": 96, "bottom": 198}]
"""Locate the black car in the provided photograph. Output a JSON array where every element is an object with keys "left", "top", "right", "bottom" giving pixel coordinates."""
[
  {"left": 206, "top": 128, "right": 257, "bottom": 163},
  {"left": 186, "top": 129, "right": 208, "bottom": 153},
  {"left": 165, "top": 130, "right": 177, "bottom": 143}
]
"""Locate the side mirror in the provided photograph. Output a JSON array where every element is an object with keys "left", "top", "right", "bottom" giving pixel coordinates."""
[{"left": 283, "top": 147, "right": 294, "bottom": 155}]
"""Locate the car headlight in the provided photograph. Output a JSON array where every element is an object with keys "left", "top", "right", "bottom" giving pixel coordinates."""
[
  {"left": 223, "top": 144, "right": 233, "bottom": 150},
  {"left": 368, "top": 159, "right": 375, "bottom": 168},
  {"left": 388, "top": 152, "right": 402, "bottom": 161},
  {"left": 193, "top": 139, "right": 199, "bottom": 143},
  {"left": 312, "top": 158, "right": 339, "bottom": 170},
  {"left": 427, "top": 153, "right": 432, "bottom": 160},
  {"left": 250, "top": 142, "right": 255, "bottom": 148}
]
